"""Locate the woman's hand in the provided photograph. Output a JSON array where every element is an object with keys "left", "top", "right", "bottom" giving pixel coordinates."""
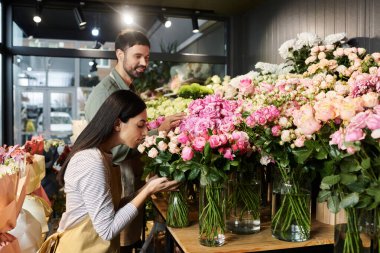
[
  {"left": 157, "top": 113, "right": 186, "bottom": 132},
  {"left": 145, "top": 177, "right": 180, "bottom": 195}
]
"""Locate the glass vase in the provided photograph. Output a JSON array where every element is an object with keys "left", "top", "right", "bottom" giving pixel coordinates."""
[
  {"left": 166, "top": 185, "right": 189, "bottom": 228},
  {"left": 334, "top": 208, "right": 379, "bottom": 253},
  {"left": 271, "top": 171, "right": 311, "bottom": 242},
  {"left": 227, "top": 170, "right": 261, "bottom": 234},
  {"left": 199, "top": 179, "right": 226, "bottom": 247}
]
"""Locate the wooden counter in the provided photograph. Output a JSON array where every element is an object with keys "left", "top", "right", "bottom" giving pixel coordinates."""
[{"left": 152, "top": 196, "right": 334, "bottom": 253}]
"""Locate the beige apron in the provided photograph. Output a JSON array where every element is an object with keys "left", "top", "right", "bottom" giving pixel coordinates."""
[{"left": 38, "top": 151, "right": 122, "bottom": 253}]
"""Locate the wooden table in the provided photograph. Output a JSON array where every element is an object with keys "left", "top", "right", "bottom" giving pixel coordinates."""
[{"left": 152, "top": 196, "right": 334, "bottom": 253}]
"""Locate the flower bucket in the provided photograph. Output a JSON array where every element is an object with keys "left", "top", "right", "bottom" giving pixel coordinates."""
[{"left": 227, "top": 170, "right": 261, "bottom": 234}]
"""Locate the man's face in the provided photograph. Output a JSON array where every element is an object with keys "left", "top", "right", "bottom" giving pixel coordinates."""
[{"left": 121, "top": 44, "right": 150, "bottom": 79}]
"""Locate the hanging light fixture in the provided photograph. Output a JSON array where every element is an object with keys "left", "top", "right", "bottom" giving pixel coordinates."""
[
  {"left": 89, "top": 59, "right": 98, "bottom": 72},
  {"left": 33, "top": 0, "right": 42, "bottom": 23},
  {"left": 73, "top": 6, "right": 86, "bottom": 30},
  {"left": 192, "top": 16, "right": 199, "bottom": 33}
]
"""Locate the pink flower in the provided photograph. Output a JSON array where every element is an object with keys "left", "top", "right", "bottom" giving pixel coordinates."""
[
  {"left": 192, "top": 136, "right": 207, "bottom": 152},
  {"left": 366, "top": 113, "right": 380, "bottom": 130},
  {"left": 177, "top": 132, "right": 189, "bottom": 144},
  {"left": 349, "top": 111, "right": 370, "bottom": 129},
  {"left": 239, "top": 78, "right": 255, "bottom": 95},
  {"left": 271, "top": 125, "right": 281, "bottom": 137},
  {"left": 209, "top": 135, "right": 222, "bottom": 148},
  {"left": 314, "top": 99, "right": 338, "bottom": 122},
  {"left": 181, "top": 146, "right": 194, "bottom": 161},
  {"left": 223, "top": 148, "right": 234, "bottom": 160},
  {"left": 218, "top": 134, "right": 228, "bottom": 145},
  {"left": 345, "top": 127, "right": 365, "bottom": 142},
  {"left": 157, "top": 141, "right": 168, "bottom": 151},
  {"left": 293, "top": 104, "right": 321, "bottom": 135},
  {"left": 362, "top": 92, "right": 379, "bottom": 107},
  {"left": 329, "top": 129, "right": 344, "bottom": 149},
  {"left": 294, "top": 136, "right": 306, "bottom": 147}
]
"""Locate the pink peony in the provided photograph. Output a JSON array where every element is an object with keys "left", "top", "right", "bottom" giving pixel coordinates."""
[
  {"left": 208, "top": 135, "right": 222, "bottom": 148},
  {"left": 223, "top": 148, "right": 234, "bottom": 160},
  {"left": 239, "top": 78, "right": 255, "bottom": 95},
  {"left": 177, "top": 132, "right": 190, "bottom": 144},
  {"left": 345, "top": 127, "right": 366, "bottom": 142},
  {"left": 366, "top": 113, "right": 380, "bottom": 130},
  {"left": 293, "top": 104, "right": 321, "bottom": 135},
  {"left": 314, "top": 99, "right": 338, "bottom": 122},
  {"left": 192, "top": 136, "right": 207, "bottom": 152}
]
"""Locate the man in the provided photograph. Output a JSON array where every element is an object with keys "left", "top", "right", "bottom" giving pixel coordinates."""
[{"left": 85, "top": 29, "right": 184, "bottom": 252}]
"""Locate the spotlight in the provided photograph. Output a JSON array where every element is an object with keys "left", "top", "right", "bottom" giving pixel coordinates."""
[
  {"left": 27, "top": 67, "right": 32, "bottom": 71},
  {"left": 93, "top": 40, "right": 104, "bottom": 49},
  {"left": 159, "top": 15, "right": 171, "bottom": 28},
  {"left": 33, "top": 0, "right": 42, "bottom": 23},
  {"left": 192, "top": 16, "right": 199, "bottom": 33},
  {"left": 73, "top": 7, "right": 86, "bottom": 30},
  {"left": 89, "top": 60, "right": 98, "bottom": 72},
  {"left": 91, "top": 27, "right": 99, "bottom": 37}
]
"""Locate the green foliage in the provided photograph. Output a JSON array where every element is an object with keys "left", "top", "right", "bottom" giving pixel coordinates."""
[{"left": 177, "top": 83, "right": 213, "bottom": 99}]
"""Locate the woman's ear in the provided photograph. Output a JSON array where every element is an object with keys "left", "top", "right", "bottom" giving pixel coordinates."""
[{"left": 114, "top": 118, "right": 122, "bottom": 132}]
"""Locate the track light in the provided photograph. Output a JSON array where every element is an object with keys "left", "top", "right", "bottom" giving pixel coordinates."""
[
  {"left": 33, "top": 0, "right": 42, "bottom": 24},
  {"left": 192, "top": 16, "right": 199, "bottom": 33},
  {"left": 89, "top": 60, "right": 98, "bottom": 72},
  {"left": 159, "top": 14, "right": 171, "bottom": 28},
  {"left": 73, "top": 7, "right": 86, "bottom": 30}
]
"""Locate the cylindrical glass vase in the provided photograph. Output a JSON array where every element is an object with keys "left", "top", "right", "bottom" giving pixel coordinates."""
[
  {"left": 334, "top": 208, "right": 379, "bottom": 253},
  {"left": 199, "top": 180, "right": 226, "bottom": 247},
  {"left": 227, "top": 170, "right": 261, "bottom": 234},
  {"left": 166, "top": 185, "right": 189, "bottom": 228},
  {"left": 271, "top": 174, "right": 311, "bottom": 242}
]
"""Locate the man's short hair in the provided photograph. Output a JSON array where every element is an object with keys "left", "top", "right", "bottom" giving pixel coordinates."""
[{"left": 115, "top": 29, "right": 150, "bottom": 51}]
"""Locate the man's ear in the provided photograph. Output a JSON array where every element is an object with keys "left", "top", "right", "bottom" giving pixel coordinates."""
[
  {"left": 116, "top": 49, "right": 124, "bottom": 62},
  {"left": 114, "top": 118, "right": 122, "bottom": 132}
]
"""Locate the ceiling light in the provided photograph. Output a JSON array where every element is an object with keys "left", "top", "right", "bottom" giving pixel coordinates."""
[
  {"left": 91, "top": 27, "right": 99, "bottom": 37},
  {"left": 73, "top": 7, "right": 86, "bottom": 30},
  {"left": 192, "top": 16, "right": 199, "bottom": 33},
  {"left": 122, "top": 13, "right": 134, "bottom": 25},
  {"left": 33, "top": 0, "right": 42, "bottom": 23},
  {"left": 27, "top": 67, "right": 32, "bottom": 71}
]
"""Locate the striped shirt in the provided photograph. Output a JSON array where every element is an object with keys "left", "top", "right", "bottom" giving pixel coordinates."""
[{"left": 58, "top": 148, "right": 138, "bottom": 241}]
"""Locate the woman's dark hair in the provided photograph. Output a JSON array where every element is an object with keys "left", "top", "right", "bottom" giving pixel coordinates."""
[
  {"left": 58, "top": 90, "right": 146, "bottom": 185},
  {"left": 115, "top": 29, "right": 150, "bottom": 52}
]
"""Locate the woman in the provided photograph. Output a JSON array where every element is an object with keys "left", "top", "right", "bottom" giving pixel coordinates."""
[{"left": 39, "top": 90, "right": 178, "bottom": 253}]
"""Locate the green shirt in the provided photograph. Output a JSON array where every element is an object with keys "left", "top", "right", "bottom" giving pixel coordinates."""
[
  {"left": 84, "top": 69, "right": 132, "bottom": 164},
  {"left": 85, "top": 69, "right": 157, "bottom": 164}
]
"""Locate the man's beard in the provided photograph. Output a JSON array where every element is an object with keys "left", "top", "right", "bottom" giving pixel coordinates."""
[{"left": 125, "top": 65, "right": 146, "bottom": 79}]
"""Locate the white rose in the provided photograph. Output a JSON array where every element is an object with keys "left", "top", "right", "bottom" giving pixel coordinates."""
[
  {"left": 260, "top": 155, "right": 272, "bottom": 165},
  {"left": 281, "top": 130, "right": 291, "bottom": 142},
  {"left": 362, "top": 92, "right": 379, "bottom": 108},
  {"left": 148, "top": 148, "right": 159, "bottom": 158},
  {"left": 137, "top": 144, "right": 145, "bottom": 153},
  {"left": 157, "top": 141, "right": 168, "bottom": 151}
]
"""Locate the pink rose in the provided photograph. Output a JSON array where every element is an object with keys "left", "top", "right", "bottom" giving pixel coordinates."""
[
  {"left": 223, "top": 148, "right": 234, "bottom": 160},
  {"left": 366, "top": 113, "right": 380, "bottom": 130},
  {"left": 271, "top": 125, "right": 281, "bottom": 137},
  {"left": 181, "top": 146, "right": 194, "bottom": 161},
  {"left": 157, "top": 141, "right": 168, "bottom": 151},
  {"left": 362, "top": 92, "right": 379, "bottom": 108},
  {"left": 349, "top": 111, "right": 370, "bottom": 129},
  {"left": 239, "top": 78, "right": 255, "bottom": 95},
  {"left": 330, "top": 129, "right": 344, "bottom": 149},
  {"left": 345, "top": 127, "right": 365, "bottom": 142},
  {"left": 218, "top": 134, "right": 228, "bottom": 145},
  {"left": 192, "top": 136, "right": 206, "bottom": 152},
  {"left": 314, "top": 99, "right": 337, "bottom": 122},
  {"left": 293, "top": 104, "right": 321, "bottom": 135},
  {"left": 294, "top": 136, "right": 305, "bottom": 147},
  {"left": 208, "top": 135, "right": 222, "bottom": 148}
]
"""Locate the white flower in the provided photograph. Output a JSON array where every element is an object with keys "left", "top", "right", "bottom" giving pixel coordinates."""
[
  {"left": 211, "top": 75, "right": 221, "bottom": 84},
  {"left": 255, "top": 62, "right": 279, "bottom": 74},
  {"left": 278, "top": 39, "right": 296, "bottom": 59},
  {"left": 371, "top": 129, "right": 380, "bottom": 139},
  {"left": 281, "top": 130, "right": 292, "bottom": 142},
  {"left": 294, "top": 32, "right": 321, "bottom": 49},
  {"left": 157, "top": 141, "right": 168, "bottom": 151},
  {"left": 148, "top": 148, "right": 159, "bottom": 158},
  {"left": 323, "top": 33, "right": 346, "bottom": 45},
  {"left": 137, "top": 144, "right": 145, "bottom": 153},
  {"left": 259, "top": 155, "right": 272, "bottom": 166},
  {"left": 158, "top": 131, "right": 167, "bottom": 138}
]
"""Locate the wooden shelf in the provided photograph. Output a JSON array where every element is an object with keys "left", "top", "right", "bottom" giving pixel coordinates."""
[{"left": 152, "top": 196, "right": 334, "bottom": 253}]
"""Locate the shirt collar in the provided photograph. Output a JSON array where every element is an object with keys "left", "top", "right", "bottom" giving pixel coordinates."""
[{"left": 110, "top": 68, "right": 131, "bottom": 91}]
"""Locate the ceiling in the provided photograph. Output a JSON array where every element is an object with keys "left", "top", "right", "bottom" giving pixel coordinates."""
[{"left": 10, "top": 0, "right": 263, "bottom": 43}]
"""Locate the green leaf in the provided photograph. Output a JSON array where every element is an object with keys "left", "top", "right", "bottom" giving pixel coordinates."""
[
  {"left": 187, "top": 167, "right": 200, "bottom": 181},
  {"left": 340, "top": 158, "right": 361, "bottom": 173},
  {"left": 327, "top": 195, "right": 340, "bottom": 213},
  {"left": 339, "top": 193, "right": 359, "bottom": 209},
  {"left": 356, "top": 195, "right": 372, "bottom": 209},
  {"left": 159, "top": 166, "right": 170, "bottom": 177},
  {"left": 361, "top": 158, "right": 371, "bottom": 170},
  {"left": 321, "top": 175, "right": 341, "bottom": 186},
  {"left": 340, "top": 173, "right": 357, "bottom": 185},
  {"left": 366, "top": 186, "right": 380, "bottom": 203},
  {"left": 315, "top": 147, "right": 328, "bottom": 160},
  {"left": 318, "top": 190, "right": 331, "bottom": 202},
  {"left": 173, "top": 170, "right": 186, "bottom": 182},
  {"left": 292, "top": 147, "right": 313, "bottom": 164},
  {"left": 320, "top": 182, "right": 330, "bottom": 190},
  {"left": 203, "top": 142, "right": 211, "bottom": 163}
]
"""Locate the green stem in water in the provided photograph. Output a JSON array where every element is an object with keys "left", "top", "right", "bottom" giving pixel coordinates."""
[{"left": 167, "top": 190, "right": 189, "bottom": 228}]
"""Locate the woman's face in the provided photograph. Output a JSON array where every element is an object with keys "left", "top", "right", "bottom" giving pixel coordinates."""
[{"left": 118, "top": 109, "right": 148, "bottom": 148}]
